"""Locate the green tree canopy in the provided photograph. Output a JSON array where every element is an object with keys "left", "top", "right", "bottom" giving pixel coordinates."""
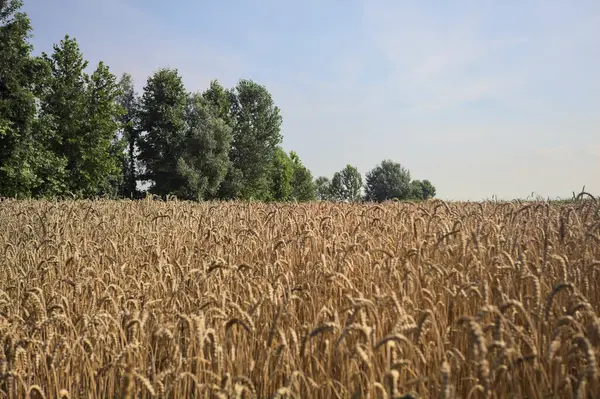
[
  {"left": 202, "top": 79, "right": 244, "bottom": 201},
  {"left": 409, "top": 179, "right": 437, "bottom": 200},
  {"left": 0, "top": 0, "right": 34, "bottom": 160},
  {"left": 364, "top": 160, "right": 412, "bottom": 202},
  {"left": 83, "top": 61, "right": 126, "bottom": 196},
  {"left": 227, "top": 79, "right": 283, "bottom": 200},
  {"left": 0, "top": 0, "right": 65, "bottom": 197},
  {"left": 40, "top": 36, "right": 123, "bottom": 197},
  {"left": 137, "top": 68, "right": 188, "bottom": 196},
  {"left": 174, "top": 92, "right": 232, "bottom": 201},
  {"left": 410, "top": 180, "right": 424, "bottom": 200},
  {"left": 330, "top": 164, "right": 363, "bottom": 202},
  {"left": 117, "top": 73, "right": 140, "bottom": 198},
  {"left": 202, "top": 79, "right": 232, "bottom": 124},
  {"left": 268, "top": 147, "right": 294, "bottom": 201},
  {"left": 421, "top": 180, "right": 436, "bottom": 199},
  {"left": 314, "top": 176, "right": 332, "bottom": 201},
  {"left": 289, "top": 151, "right": 316, "bottom": 201}
]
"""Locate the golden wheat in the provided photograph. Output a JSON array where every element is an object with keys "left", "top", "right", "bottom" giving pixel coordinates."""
[{"left": 0, "top": 197, "right": 598, "bottom": 398}]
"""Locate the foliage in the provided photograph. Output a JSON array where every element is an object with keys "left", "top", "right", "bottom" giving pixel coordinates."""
[
  {"left": 268, "top": 147, "right": 294, "bottom": 201},
  {"left": 410, "top": 179, "right": 437, "bottom": 200},
  {"left": 314, "top": 176, "right": 332, "bottom": 201},
  {"left": 410, "top": 180, "right": 424, "bottom": 200},
  {"left": 289, "top": 151, "right": 316, "bottom": 201},
  {"left": 0, "top": 117, "right": 68, "bottom": 198},
  {"left": 364, "top": 159, "right": 412, "bottom": 202},
  {"left": 420, "top": 179, "right": 436, "bottom": 199},
  {"left": 330, "top": 164, "right": 363, "bottom": 202},
  {"left": 266, "top": 149, "right": 315, "bottom": 202},
  {"left": 116, "top": 73, "right": 140, "bottom": 198},
  {"left": 202, "top": 79, "right": 232, "bottom": 124},
  {"left": 0, "top": 0, "right": 64, "bottom": 197},
  {"left": 174, "top": 93, "right": 232, "bottom": 200},
  {"left": 0, "top": 3, "right": 440, "bottom": 203},
  {"left": 83, "top": 61, "right": 126, "bottom": 196},
  {"left": 40, "top": 36, "right": 124, "bottom": 197},
  {"left": 216, "top": 165, "right": 245, "bottom": 200},
  {"left": 137, "top": 68, "right": 188, "bottom": 196},
  {"left": 227, "top": 79, "right": 283, "bottom": 201}
]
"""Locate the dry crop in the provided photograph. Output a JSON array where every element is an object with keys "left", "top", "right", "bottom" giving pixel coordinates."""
[{"left": 0, "top": 197, "right": 599, "bottom": 398}]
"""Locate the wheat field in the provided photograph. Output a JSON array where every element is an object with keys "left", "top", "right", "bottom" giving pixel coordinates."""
[{"left": 0, "top": 198, "right": 599, "bottom": 398}]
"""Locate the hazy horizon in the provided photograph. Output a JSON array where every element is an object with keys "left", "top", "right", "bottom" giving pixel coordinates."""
[{"left": 23, "top": 0, "right": 600, "bottom": 201}]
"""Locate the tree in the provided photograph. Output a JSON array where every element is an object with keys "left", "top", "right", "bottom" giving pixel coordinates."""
[
  {"left": 330, "top": 164, "right": 363, "bottom": 202},
  {"left": 0, "top": 0, "right": 33, "bottom": 171},
  {"left": 174, "top": 93, "right": 232, "bottom": 200},
  {"left": 289, "top": 151, "right": 316, "bottom": 201},
  {"left": 137, "top": 68, "right": 188, "bottom": 197},
  {"left": 82, "top": 61, "right": 126, "bottom": 196},
  {"left": 268, "top": 147, "right": 294, "bottom": 201},
  {"left": 410, "top": 180, "right": 424, "bottom": 200},
  {"left": 0, "top": 0, "right": 65, "bottom": 197},
  {"left": 40, "top": 35, "right": 88, "bottom": 195},
  {"left": 227, "top": 79, "right": 283, "bottom": 200},
  {"left": 0, "top": 115, "right": 68, "bottom": 198},
  {"left": 314, "top": 176, "right": 332, "bottom": 201},
  {"left": 0, "top": 0, "right": 33, "bottom": 159},
  {"left": 217, "top": 166, "right": 244, "bottom": 200},
  {"left": 202, "top": 80, "right": 244, "bottom": 201},
  {"left": 116, "top": 73, "right": 140, "bottom": 198},
  {"left": 266, "top": 149, "right": 315, "bottom": 202},
  {"left": 409, "top": 179, "right": 437, "bottom": 200},
  {"left": 202, "top": 79, "right": 232, "bottom": 125},
  {"left": 364, "top": 160, "right": 412, "bottom": 202},
  {"left": 421, "top": 179, "right": 436, "bottom": 199},
  {"left": 40, "top": 35, "right": 123, "bottom": 197}
]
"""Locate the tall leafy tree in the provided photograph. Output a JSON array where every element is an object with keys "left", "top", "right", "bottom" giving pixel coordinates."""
[
  {"left": 0, "top": 0, "right": 33, "bottom": 168},
  {"left": 330, "top": 164, "right": 363, "bottom": 202},
  {"left": 40, "top": 35, "right": 123, "bottom": 197},
  {"left": 202, "top": 79, "right": 244, "bottom": 200},
  {"left": 314, "top": 176, "right": 332, "bottom": 201},
  {"left": 227, "top": 79, "right": 283, "bottom": 200},
  {"left": 268, "top": 147, "right": 294, "bottom": 201},
  {"left": 0, "top": 0, "right": 65, "bottom": 197},
  {"left": 174, "top": 92, "right": 232, "bottom": 200},
  {"left": 289, "top": 151, "right": 316, "bottom": 201},
  {"left": 137, "top": 68, "right": 188, "bottom": 196},
  {"left": 40, "top": 35, "right": 88, "bottom": 192},
  {"left": 0, "top": 0, "right": 31, "bottom": 142},
  {"left": 116, "top": 73, "right": 140, "bottom": 198},
  {"left": 364, "top": 159, "right": 412, "bottom": 202},
  {"left": 83, "top": 61, "right": 126, "bottom": 196}
]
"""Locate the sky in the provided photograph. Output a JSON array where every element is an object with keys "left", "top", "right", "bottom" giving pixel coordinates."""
[{"left": 23, "top": 0, "right": 600, "bottom": 200}]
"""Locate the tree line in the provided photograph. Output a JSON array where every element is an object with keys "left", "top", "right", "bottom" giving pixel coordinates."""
[
  {"left": 0, "top": 0, "right": 436, "bottom": 203},
  {"left": 315, "top": 163, "right": 436, "bottom": 203}
]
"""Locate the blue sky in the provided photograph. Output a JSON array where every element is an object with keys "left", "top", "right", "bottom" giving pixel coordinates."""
[{"left": 23, "top": 0, "right": 600, "bottom": 200}]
